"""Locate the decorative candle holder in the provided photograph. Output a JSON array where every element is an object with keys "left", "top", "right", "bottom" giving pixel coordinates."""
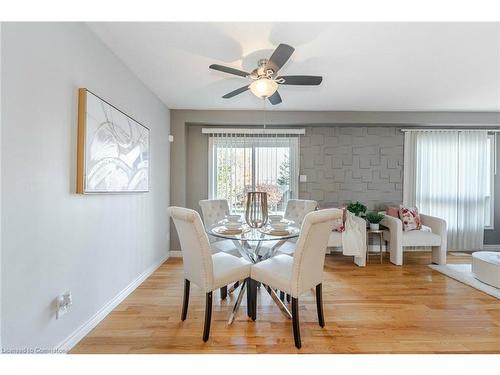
[{"left": 245, "top": 192, "right": 268, "bottom": 228}]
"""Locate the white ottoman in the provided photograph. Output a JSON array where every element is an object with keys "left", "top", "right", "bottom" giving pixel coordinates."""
[{"left": 472, "top": 251, "right": 500, "bottom": 288}]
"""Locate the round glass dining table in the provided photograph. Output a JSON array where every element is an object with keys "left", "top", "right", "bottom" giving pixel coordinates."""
[
  {"left": 206, "top": 222, "right": 300, "bottom": 324},
  {"left": 207, "top": 223, "right": 300, "bottom": 263}
]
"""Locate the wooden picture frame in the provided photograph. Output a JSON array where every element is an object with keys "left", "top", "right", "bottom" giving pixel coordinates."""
[{"left": 77, "top": 88, "right": 150, "bottom": 194}]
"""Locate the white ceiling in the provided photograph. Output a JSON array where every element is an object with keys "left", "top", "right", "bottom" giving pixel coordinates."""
[{"left": 88, "top": 22, "right": 500, "bottom": 111}]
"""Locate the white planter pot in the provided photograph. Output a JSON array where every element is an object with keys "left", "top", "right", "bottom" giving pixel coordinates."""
[{"left": 369, "top": 223, "right": 380, "bottom": 230}]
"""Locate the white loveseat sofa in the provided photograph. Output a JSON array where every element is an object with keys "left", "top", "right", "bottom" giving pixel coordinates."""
[
  {"left": 326, "top": 215, "right": 367, "bottom": 267},
  {"left": 381, "top": 214, "right": 447, "bottom": 266}
]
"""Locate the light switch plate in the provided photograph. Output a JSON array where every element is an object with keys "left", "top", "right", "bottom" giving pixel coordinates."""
[{"left": 299, "top": 175, "right": 307, "bottom": 182}]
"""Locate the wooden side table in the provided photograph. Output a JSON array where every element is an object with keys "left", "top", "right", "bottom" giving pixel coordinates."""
[{"left": 366, "top": 229, "right": 386, "bottom": 264}]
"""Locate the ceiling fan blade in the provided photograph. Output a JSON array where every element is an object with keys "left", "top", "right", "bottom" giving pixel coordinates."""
[
  {"left": 209, "top": 64, "right": 249, "bottom": 78},
  {"left": 268, "top": 91, "right": 282, "bottom": 105},
  {"left": 222, "top": 85, "right": 249, "bottom": 99},
  {"left": 277, "top": 75, "right": 323, "bottom": 85},
  {"left": 266, "top": 44, "right": 295, "bottom": 73}
]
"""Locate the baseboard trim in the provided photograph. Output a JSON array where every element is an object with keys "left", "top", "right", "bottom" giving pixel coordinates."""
[
  {"left": 482, "top": 244, "right": 500, "bottom": 251},
  {"left": 169, "top": 250, "right": 183, "bottom": 257},
  {"left": 56, "top": 254, "right": 168, "bottom": 353}
]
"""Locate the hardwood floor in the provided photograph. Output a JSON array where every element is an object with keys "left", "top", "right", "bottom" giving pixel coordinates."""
[{"left": 71, "top": 252, "right": 500, "bottom": 354}]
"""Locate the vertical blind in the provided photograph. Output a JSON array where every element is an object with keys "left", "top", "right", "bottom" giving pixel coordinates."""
[
  {"left": 206, "top": 129, "right": 302, "bottom": 213},
  {"left": 403, "top": 130, "right": 489, "bottom": 250}
]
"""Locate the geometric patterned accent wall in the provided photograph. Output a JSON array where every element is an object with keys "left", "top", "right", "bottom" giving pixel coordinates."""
[{"left": 299, "top": 127, "right": 404, "bottom": 210}]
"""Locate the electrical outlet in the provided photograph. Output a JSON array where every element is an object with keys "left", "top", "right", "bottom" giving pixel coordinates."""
[
  {"left": 56, "top": 291, "right": 72, "bottom": 319},
  {"left": 299, "top": 174, "right": 307, "bottom": 182},
  {"left": 168, "top": 135, "right": 174, "bottom": 142}
]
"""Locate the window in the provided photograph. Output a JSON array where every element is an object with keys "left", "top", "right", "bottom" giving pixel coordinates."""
[
  {"left": 485, "top": 134, "right": 496, "bottom": 229},
  {"left": 404, "top": 130, "right": 494, "bottom": 250},
  {"left": 207, "top": 130, "right": 301, "bottom": 213}
]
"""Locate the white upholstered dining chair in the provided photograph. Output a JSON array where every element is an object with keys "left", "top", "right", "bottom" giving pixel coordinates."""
[
  {"left": 284, "top": 199, "right": 318, "bottom": 225},
  {"left": 199, "top": 199, "right": 230, "bottom": 226},
  {"left": 169, "top": 206, "right": 251, "bottom": 342},
  {"left": 199, "top": 199, "right": 243, "bottom": 298},
  {"left": 251, "top": 208, "right": 342, "bottom": 349},
  {"left": 199, "top": 199, "right": 240, "bottom": 254},
  {"left": 276, "top": 199, "right": 318, "bottom": 256}
]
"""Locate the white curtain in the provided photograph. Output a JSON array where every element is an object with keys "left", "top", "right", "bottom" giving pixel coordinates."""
[
  {"left": 403, "top": 130, "right": 488, "bottom": 250},
  {"left": 207, "top": 130, "right": 300, "bottom": 213}
]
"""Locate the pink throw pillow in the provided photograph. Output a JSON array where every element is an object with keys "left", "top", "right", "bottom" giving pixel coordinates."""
[
  {"left": 386, "top": 206, "right": 399, "bottom": 218},
  {"left": 332, "top": 207, "right": 347, "bottom": 232},
  {"left": 399, "top": 205, "right": 422, "bottom": 231}
]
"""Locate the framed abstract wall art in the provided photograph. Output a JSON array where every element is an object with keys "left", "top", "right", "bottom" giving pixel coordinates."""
[{"left": 77, "top": 88, "right": 150, "bottom": 193}]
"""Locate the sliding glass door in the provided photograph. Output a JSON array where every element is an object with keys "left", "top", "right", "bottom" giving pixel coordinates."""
[{"left": 208, "top": 133, "right": 299, "bottom": 213}]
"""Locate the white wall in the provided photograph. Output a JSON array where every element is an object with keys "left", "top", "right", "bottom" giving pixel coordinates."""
[{"left": 1, "top": 23, "right": 170, "bottom": 350}]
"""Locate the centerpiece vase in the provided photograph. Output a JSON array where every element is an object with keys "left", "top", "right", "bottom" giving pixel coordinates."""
[{"left": 245, "top": 192, "right": 268, "bottom": 228}]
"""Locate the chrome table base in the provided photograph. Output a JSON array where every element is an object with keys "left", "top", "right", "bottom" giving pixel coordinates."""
[
  {"left": 228, "top": 279, "right": 247, "bottom": 325},
  {"left": 226, "top": 239, "right": 291, "bottom": 324}
]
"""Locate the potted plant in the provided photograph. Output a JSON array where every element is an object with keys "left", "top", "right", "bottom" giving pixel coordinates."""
[
  {"left": 366, "top": 211, "right": 385, "bottom": 230},
  {"left": 346, "top": 201, "right": 367, "bottom": 217}
]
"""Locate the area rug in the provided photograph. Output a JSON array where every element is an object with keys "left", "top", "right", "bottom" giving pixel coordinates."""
[
  {"left": 448, "top": 252, "right": 472, "bottom": 257},
  {"left": 429, "top": 263, "right": 500, "bottom": 300}
]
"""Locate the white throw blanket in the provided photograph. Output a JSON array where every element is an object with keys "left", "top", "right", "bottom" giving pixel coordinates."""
[{"left": 341, "top": 212, "right": 364, "bottom": 256}]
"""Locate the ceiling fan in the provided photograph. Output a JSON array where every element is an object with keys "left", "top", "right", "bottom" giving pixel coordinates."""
[{"left": 209, "top": 43, "right": 323, "bottom": 105}]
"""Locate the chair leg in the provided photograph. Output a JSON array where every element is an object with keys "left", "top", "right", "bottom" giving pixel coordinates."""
[
  {"left": 291, "top": 297, "right": 301, "bottom": 349},
  {"left": 181, "top": 279, "right": 190, "bottom": 321},
  {"left": 286, "top": 294, "right": 291, "bottom": 303},
  {"left": 220, "top": 286, "right": 228, "bottom": 300},
  {"left": 251, "top": 279, "right": 257, "bottom": 321},
  {"left": 246, "top": 278, "right": 253, "bottom": 318},
  {"left": 315, "top": 283, "right": 325, "bottom": 328},
  {"left": 203, "top": 291, "right": 213, "bottom": 342},
  {"left": 280, "top": 291, "right": 285, "bottom": 302}
]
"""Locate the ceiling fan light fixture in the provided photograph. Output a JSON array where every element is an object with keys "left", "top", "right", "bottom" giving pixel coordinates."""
[
  {"left": 210, "top": 43, "right": 322, "bottom": 105},
  {"left": 249, "top": 78, "right": 278, "bottom": 98}
]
